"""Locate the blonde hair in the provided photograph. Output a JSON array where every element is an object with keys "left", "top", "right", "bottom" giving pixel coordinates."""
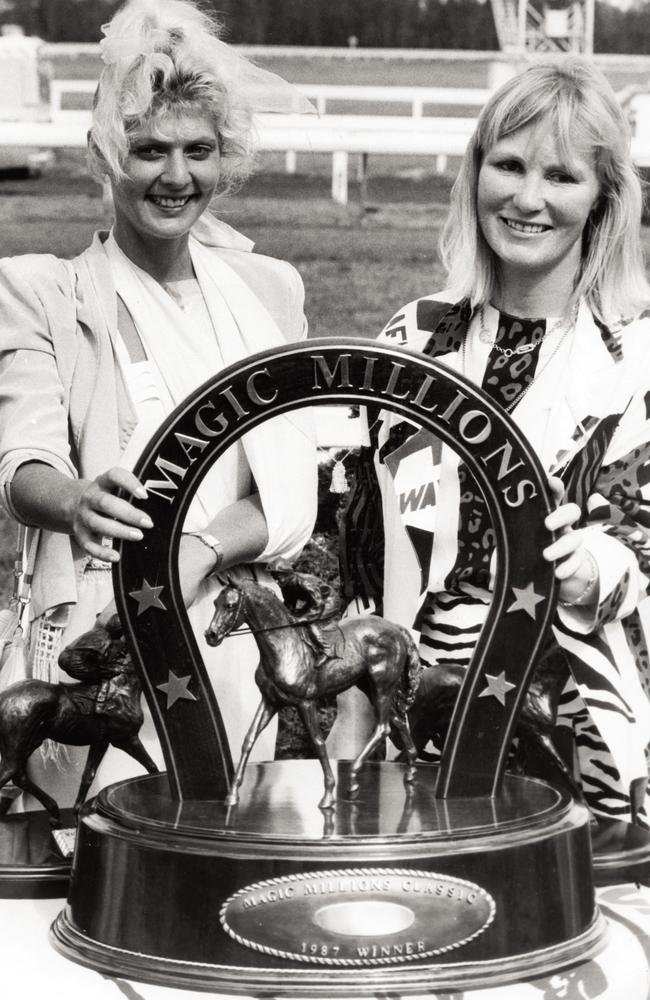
[
  {"left": 440, "top": 58, "right": 650, "bottom": 322},
  {"left": 88, "top": 0, "right": 255, "bottom": 191}
]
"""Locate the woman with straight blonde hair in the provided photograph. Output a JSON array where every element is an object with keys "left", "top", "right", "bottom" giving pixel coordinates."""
[
  {"left": 340, "top": 58, "right": 650, "bottom": 842},
  {"left": 441, "top": 58, "right": 649, "bottom": 321}
]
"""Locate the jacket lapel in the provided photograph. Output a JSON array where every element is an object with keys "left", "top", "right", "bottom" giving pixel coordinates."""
[
  {"left": 412, "top": 296, "right": 621, "bottom": 476},
  {"left": 541, "top": 303, "right": 620, "bottom": 475},
  {"left": 71, "top": 233, "right": 137, "bottom": 474}
]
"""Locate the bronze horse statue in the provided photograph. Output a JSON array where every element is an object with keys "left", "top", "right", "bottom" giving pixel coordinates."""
[
  {"left": 205, "top": 574, "right": 422, "bottom": 810},
  {"left": 392, "top": 648, "right": 583, "bottom": 799},
  {"left": 0, "top": 614, "right": 158, "bottom": 826}
]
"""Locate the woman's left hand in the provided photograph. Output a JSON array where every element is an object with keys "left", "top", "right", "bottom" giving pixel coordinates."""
[{"left": 543, "top": 476, "right": 599, "bottom": 608}]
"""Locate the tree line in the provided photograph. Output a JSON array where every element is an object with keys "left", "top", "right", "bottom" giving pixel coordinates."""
[{"left": 1, "top": 0, "right": 649, "bottom": 54}]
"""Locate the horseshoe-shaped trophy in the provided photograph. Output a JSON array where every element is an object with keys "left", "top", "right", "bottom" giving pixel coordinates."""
[{"left": 52, "top": 340, "right": 606, "bottom": 993}]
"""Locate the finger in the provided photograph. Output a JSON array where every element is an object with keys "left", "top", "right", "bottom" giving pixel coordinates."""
[
  {"left": 543, "top": 532, "right": 583, "bottom": 562},
  {"left": 86, "top": 491, "right": 153, "bottom": 529},
  {"left": 82, "top": 511, "right": 145, "bottom": 542},
  {"left": 76, "top": 533, "right": 120, "bottom": 563},
  {"left": 97, "top": 467, "right": 148, "bottom": 500},
  {"left": 548, "top": 475, "right": 565, "bottom": 505},
  {"left": 545, "top": 503, "right": 581, "bottom": 533},
  {"left": 554, "top": 551, "right": 584, "bottom": 581}
]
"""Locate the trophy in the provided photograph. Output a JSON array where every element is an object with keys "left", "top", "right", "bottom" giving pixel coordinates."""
[
  {"left": 0, "top": 613, "right": 160, "bottom": 893},
  {"left": 43, "top": 339, "right": 629, "bottom": 991}
]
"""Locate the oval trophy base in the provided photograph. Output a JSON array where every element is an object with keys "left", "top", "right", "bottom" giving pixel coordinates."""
[{"left": 51, "top": 760, "right": 606, "bottom": 995}]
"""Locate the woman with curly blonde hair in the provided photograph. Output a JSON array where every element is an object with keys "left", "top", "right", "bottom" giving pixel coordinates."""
[{"left": 0, "top": 0, "right": 317, "bottom": 809}]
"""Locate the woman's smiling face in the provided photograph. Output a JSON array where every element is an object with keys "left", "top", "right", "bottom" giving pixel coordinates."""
[
  {"left": 111, "top": 112, "right": 221, "bottom": 249},
  {"left": 477, "top": 121, "right": 601, "bottom": 289}
]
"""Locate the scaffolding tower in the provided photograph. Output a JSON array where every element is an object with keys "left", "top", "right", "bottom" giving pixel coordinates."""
[{"left": 490, "top": 0, "right": 595, "bottom": 54}]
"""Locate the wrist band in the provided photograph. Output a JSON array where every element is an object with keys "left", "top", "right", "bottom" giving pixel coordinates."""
[
  {"left": 559, "top": 551, "right": 598, "bottom": 608},
  {"left": 188, "top": 532, "right": 224, "bottom": 572}
]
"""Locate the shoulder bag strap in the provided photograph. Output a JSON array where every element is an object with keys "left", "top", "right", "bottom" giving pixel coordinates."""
[{"left": 12, "top": 524, "right": 40, "bottom": 630}]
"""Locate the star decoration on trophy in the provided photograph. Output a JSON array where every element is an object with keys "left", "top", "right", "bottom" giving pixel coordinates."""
[
  {"left": 506, "top": 582, "right": 544, "bottom": 620},
  {"left": 129, "top": 579, "right": 167, "bottom": 615},
  {"left": 156, "top": 671, "right": 198, "bottom": 710},
  {"left": 478, "top": 671, "right": 516, "bottom": 707}
]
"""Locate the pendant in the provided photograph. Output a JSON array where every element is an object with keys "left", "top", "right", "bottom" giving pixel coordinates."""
[
  {"left": 497, "top": 343, "right": 536, "bottom": 359},
  {"left": 330, "top": 460, "right": 349, "bottom": 494}
]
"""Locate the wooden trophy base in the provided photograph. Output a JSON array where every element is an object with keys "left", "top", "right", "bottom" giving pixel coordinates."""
[
  {"left": 0, "top": 806, "right": 74, "bottom": 898},
  {"left": 51, "top": 760, "right": 606, "bottom": 995}
]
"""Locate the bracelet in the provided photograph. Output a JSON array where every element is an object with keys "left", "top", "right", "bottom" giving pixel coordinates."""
[
  {"left": 188, "top": 532, "right": 224, "bottom": 572},
  {"left": 559, "top": 551, "right": 598, "bottom": 608}
]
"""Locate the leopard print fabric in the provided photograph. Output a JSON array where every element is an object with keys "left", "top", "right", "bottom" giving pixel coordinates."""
[
  {"left": 483, "top": 314, "right": 547, "bottom": 409},
  {"left": 445, "top": 313, "right": 547, "bottom": 590},
  {"left": 595, "top": 568, "right": 631, "bottom": 630},
  {"left": 623, "top": 610, "right": 650, "bottom": 698}
]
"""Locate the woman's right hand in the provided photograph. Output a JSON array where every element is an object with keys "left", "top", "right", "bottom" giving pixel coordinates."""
[
  {"left": 543, "top": 475, "right": 599, "bottom": 609},
  {"left": 70, "top": 467, "right": 152, "bottom": 562}
]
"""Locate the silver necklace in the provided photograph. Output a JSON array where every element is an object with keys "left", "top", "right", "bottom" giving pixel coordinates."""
[
  {"left": 478, "top": 304, "right": 577, "bottom": 358},
  {"left": 463, "top": 303, "right": 579, "bottom": 413}
]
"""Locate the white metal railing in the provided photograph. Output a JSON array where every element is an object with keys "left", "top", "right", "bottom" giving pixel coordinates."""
[
  {"left": 297, "top": 84, "right": 492, "bottom": 116},
  {"left": 49, "top": 78, "right": 492, "bottom": 121},
  {"left": 4, "top": 112, "right": 650, "bottom": 207},
  {"left": 47, "top": 79, "right": 486, "bottom": 188},
  {"left": 22, "top": 77, "right": 650, "bottom": 207},
  {"left": 49, "top": 79, "right": 96, "bottom": 121},
  {"left": 0, "top": 112, "right": 470, "bottom": 204}
]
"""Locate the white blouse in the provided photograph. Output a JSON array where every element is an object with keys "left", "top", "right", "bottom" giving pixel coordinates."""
[{"left": 114, "top": 276, "right": 251, "bottom": 535}]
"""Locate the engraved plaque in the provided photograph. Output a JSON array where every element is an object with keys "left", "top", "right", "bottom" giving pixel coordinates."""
[{"left": 220, "top": 867, "right": 496, "bottom": 966}]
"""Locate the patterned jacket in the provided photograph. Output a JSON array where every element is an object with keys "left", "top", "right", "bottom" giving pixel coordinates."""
[{"left": 341, "top": 291, "right": 650, "bottom": 825}]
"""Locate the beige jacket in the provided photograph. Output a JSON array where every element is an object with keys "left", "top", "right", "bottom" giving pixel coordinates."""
[{"left": 0, "top": 221, "right": 307, "bottom": 617}]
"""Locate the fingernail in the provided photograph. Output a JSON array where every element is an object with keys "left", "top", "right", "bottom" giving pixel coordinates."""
[
  {"left": 140, "top": 516, "right": 153, "bottom": 529},
  {"left": 136, "top": 486, "right": 148, "bottom": 499},
  {"left": 129, "top": 528, "right": 144, "bottom": 541}
]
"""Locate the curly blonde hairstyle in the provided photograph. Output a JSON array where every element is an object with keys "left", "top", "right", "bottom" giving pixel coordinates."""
[
  {"left": 88, "top": 0, "right": 256, "bottom": 191},
  {"left": 440, "top": 58, "right": 650, "bottom": 322}
]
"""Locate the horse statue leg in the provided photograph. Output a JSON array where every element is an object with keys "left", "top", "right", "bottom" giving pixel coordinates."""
[
  {"left": 0, "top": 759, "right": 20, "bottom": 817},
  {"left": 348, "top": 687, "right": 395, "bottom": 800},
  {"left": 11, "top": 768, "right": 61, "bottom": 827},
  {"left": 226, "top": 697, "right": 276, "bottom": 809},
  {"left": 71, "top": 736, "right": 159, "bottom": 819},
  {"left": 348, "top": 721, "right": 390, "bottom": 800},
  {"left": 389, "top": 710, "right": 418, "bottom": 790},
  {"left": 296, "top": 700, "right": 336, "bottom": 811},
  {"left": 73, "top": 740, "right": 109, "bottom": 817},
  {"left": 113, "top": 736, "right": 159, "bottom": 778}
]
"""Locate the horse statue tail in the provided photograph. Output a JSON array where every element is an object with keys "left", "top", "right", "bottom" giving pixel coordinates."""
[{"left": 393, "top": 626, "right": 423, "bottom": 718}]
